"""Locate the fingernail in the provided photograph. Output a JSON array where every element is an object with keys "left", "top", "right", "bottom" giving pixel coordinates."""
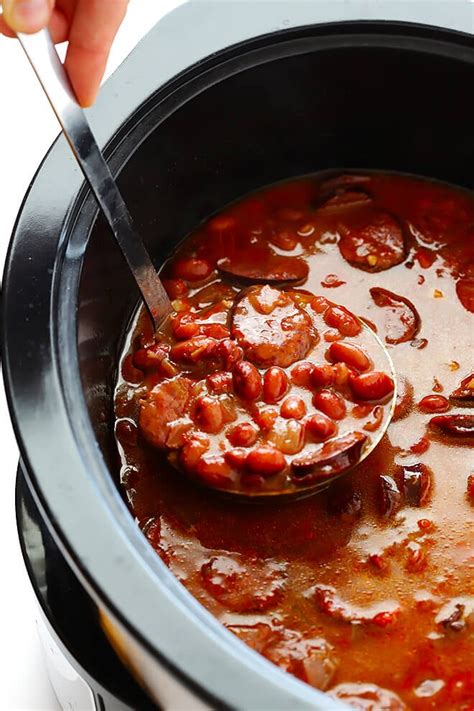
[{"left": 3, "top": 0, "right": 50, "bottom": 32}]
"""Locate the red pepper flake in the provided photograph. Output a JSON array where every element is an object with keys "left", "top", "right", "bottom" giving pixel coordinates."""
[
  {"left": 449, "top": 360, "right": 460, "bottom": 371},
  {"left": 410, "top": 436, "right": 430, "bottom": 454},
  {"left": 432, "top": 378, "right": 444, "bottom": 393},
  {"left": 321, "top": 274, "right": 346, "bottom": 288},
  {"left": 417, "top": 274, "right": 425, "bottom": 285}
]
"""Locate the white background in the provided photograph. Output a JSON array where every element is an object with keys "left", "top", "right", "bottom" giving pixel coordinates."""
[{"left": 0, "top": 2, "right": 182, "bottom": 708}]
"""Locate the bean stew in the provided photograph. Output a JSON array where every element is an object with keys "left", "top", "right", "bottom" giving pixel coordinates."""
[{"left": 114, "top": 172, "right": 474, "bottom": 709}]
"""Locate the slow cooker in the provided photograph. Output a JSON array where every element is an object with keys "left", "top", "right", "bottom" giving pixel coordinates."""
[{"left": 3, "top": 1, "right": 474, "bottom": 708}]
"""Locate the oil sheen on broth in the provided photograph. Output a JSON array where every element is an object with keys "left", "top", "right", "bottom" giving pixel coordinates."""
[{"left": 114, "top": 172, "right": 474, "bottom": 710}]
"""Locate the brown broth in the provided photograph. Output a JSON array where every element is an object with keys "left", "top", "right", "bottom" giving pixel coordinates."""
[{"left": 115, "top": 172, "right": 474, "bottom": 710}]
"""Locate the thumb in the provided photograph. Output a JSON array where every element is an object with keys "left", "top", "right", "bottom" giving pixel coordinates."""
[{"left": 2, "top": 0, "right": 52, "bottom": 34}]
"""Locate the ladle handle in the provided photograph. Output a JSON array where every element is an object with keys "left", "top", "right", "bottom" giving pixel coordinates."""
[{"left": 17, "top": 29, "right": 171, "bottom": 329}]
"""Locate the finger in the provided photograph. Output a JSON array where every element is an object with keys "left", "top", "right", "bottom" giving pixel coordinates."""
[
  {"left": 64, "top": 0, "right": 128, "bottom": 107},
  {"left": 0, "top": 15, "right": 16, "bottom": 36},
  {"left": 2, "top": 0, "right": 53, "bottom": 34},
  {"left": 0, "top": 7, "right": 68, "bottom": 42}
]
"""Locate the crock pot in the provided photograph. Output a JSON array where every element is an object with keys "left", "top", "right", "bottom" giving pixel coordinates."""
[{"left": 3, "top": 1, "right": 474, "bottom": 708}]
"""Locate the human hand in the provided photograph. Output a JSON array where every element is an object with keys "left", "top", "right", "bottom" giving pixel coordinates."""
[{"left": 0, "top": 0, "right": 129, "bottom": 107}]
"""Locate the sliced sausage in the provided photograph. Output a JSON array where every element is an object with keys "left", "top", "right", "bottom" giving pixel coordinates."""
[
  {"left": 429, "top": 414, "right": 474, "bottom": 438},
  {"left": 139, "top": 378, "right": 193, "bottom": 449},
  {"left": 339, "top": 210, "right": 406, "bottom": 272},
  {"left": 291, "top": 432, "right": 367, "bottom": 481},
  {"left": 201, "top": 554, "right": 287, "bottom": 612},
  {"left": 370, "top": 287, "right": 421, "bottom": 344},
  {"left": 231, "top": 285, "right": 317, "bottom": 368},
  {"left": 217, "top": 254, "right": 308, "bottom": 286}
]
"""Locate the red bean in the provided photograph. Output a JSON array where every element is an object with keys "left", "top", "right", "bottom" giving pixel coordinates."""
[
  {"left": 280, "top": 395, "right": 307, "bottom": 420},
  {"left": 225, "top": 448, "right": 249, "bottom": 469},
  {"left": 193, "top": 395, "right": 224, "bottom": 434},
  {"left": 305, "top": 413, "right": 337, "bottom": 441},
  {"left": 216, "top": 339, "right": 244, "bottom": 370},
  {"left": 173, "top": 257, "right": 213, "bottom": 282},
  {"left": 332, "top": 362, "right": 352, "bottom": 388},
  {"left": 268, "top": 419, "right": 305, "bottom": 455},
  {"left": 313, "top": 390, "right": 346, "bottom": 420},
  {"left": 180, "top": 435, "right": 210, "bottom": 471},
  {"left": 200, "top": 324, "right": 231, "bottom": 340},
  {"left": 263, "top": 367, "right": 289, "bottom": 403},
  {"left": 206, "top": 371, "right": 233, "bottom": 394},
  {"left": 227, "top": 422, "right": 258, "bottom": 447},
  {"left": 252, "top": 406, "right": 279, "bottom": 432},
  {"left": 133, "top": 343, "right": 169, "bottom": 372},
  {"left": 170, "top": 337, "right": 217, "bottom": 363},
  {"left": 246, "top": 446, "right": 286, "bottom": 476},
  {"left": 418, "top": 394, "right": 450, "bottom": 413},
  {"left": 121, "top": 354, "right": 144, "bottom": 384},
  {"left": 310, "top": 295, "right": 330, "bottom": 314},
  {"left": 233, "top": 361, "right": 263, "bottom": 401},
  {"left": 324, "top": 305, "right": 361, "bottom": 336},
  {"left": 171, "top": 312, "right": 200, "bottom": 341},
  {"left": 323, "top": 329, "right": 342, "bottom": 342},
  {"left": 291, "top": 361, "right": 315, "bottom": 387},
  {"left": 349, "top": 372, "right": 395, "bottom": 402},
  {"left": 311, "top": 365, "right": 335, "bottom": 388},
  {"left": 162, "top": 278, "right": 188, "bottom": 299},
  {"left": 195, "top": 455, "right": 233, "bottom": 487},
  {"left": 328, "top": 342, "right": 371, "bottom": 372}
]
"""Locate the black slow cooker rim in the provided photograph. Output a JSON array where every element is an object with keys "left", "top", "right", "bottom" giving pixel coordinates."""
[{"left": 3, "top": 17, "right": 474, "bottom": 709}]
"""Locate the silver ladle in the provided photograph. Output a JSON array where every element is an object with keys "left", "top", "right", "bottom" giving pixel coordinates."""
[
  {"left": 18, "top": 30, "right": 397, "bottom": 500},
  {"left": 17, "top": 29, "right": 172, "bottom": 330}
]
